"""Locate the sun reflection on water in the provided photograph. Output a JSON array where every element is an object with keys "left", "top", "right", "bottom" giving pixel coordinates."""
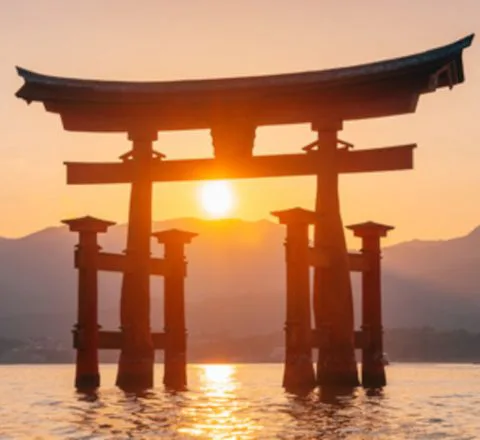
[
  {"left": 178, "top": 364, "right": 260, "bottom": 439},
  {"left": 203, "top": 364, "right": 235, "bottom": 391},
  {"left": 3, "top": 364, "right": 479, "bottom": 439}
]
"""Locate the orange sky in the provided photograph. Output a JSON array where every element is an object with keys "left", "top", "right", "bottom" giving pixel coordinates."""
[{"left": 1, "top": 1, "right": 479, "bottom": 245}]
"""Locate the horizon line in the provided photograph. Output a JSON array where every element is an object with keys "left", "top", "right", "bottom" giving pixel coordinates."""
[{"left": 1, "top": 216, "right": 478, "bottom": 244}]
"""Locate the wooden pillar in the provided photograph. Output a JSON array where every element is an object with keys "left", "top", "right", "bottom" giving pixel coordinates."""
[
  {"left": 311, "top": 121, "right": 359, "bottom": 387},
  {"left": 347, "top": 222, "right": 394, "bottom": 388},
  {"left": 272, "top": 208, "right": 316, "bottom": 391},
  {"left": 62, "top": 216, "right": 115, "bottom": 389},
  {"left": 152, "top": 229, "right": 197, "bottom": 391},
  {"left": 116, "top": 129, "right": 157, "bottom": 391}
]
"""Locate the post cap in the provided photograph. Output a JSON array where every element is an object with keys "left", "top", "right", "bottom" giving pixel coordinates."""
[
  {"left": 346, "top": 221, "right": 394, "bottom": 238},
  {"left": 61, "top": 216, "right": 116, "bottom": 233},
  {"left": 152, "top": 228, "right": 198, "bottom": 244},
  {"left": 271, "top": 207, "right": 319, "bottom": 225}
]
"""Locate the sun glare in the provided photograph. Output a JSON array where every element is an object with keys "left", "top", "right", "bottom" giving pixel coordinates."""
[
  {"left": 198, "top": 180, "right": 234, "bottom": 217},
  {"left": 203, "top": 364, "right": 234, "bottom": 384}
]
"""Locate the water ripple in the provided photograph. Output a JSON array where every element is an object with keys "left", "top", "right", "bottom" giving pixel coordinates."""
[{"left": 0, "top": 363, "right": 479, "bottom": 439}]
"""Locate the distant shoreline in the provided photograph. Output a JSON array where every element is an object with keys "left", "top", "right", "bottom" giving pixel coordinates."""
[{"left": 2, "top": 360, "right": 480, "bottom": 366}]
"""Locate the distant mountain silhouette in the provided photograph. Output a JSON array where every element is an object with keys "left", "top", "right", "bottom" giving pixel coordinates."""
[
  {"left": 380, "top": 225, "right": 480, "bottom": 331},
  {"left": 0, "top": 218, "right": 478, "bottom": 342}
]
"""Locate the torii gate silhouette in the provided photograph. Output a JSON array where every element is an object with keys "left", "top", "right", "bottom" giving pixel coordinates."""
[{"left": 15, "top": 34, "right": 473, "bottom": 391}]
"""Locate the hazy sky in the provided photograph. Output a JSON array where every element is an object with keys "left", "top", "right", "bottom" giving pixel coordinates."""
[{"left": 1, "top": 0, "right": 479, "bottom": 245}]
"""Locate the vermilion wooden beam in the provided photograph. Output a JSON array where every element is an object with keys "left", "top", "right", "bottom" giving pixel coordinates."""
[
  {"left": 65, "top": 144, "right": 415, "bottom": 185},
  {"left": 74, "top": 251, "right": 173, "bottom": 276},
  {"left": 307, "top": 249, "right": 370, "bottom": 272},
  {"left": 17, "top": 35, "right": 473, "bottom": 131},
  {"left": 348, "top": 253, "right": 370, "bottom": 272}
]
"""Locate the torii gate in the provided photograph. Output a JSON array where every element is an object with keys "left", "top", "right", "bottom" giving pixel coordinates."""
[{"left": 15, "top": 34, "right": 472, "bottom": 390}]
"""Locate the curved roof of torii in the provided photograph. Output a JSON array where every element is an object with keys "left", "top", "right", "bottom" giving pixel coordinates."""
[{"left": 15, "top": 34, "right": 474, "bottom": 132}]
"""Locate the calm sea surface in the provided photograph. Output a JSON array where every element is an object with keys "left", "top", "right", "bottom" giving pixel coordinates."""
[{"left": 0, "top": 363, "right": 479, "bottom": 439}]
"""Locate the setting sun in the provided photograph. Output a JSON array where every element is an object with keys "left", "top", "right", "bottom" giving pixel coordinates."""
[{"left": 198, "top": 180, "right": 235, "bottom": 217}]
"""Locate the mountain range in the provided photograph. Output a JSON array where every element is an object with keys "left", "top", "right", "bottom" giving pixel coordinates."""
[{"left": 0, "top": 218, "right": 479, "bottom": 343}]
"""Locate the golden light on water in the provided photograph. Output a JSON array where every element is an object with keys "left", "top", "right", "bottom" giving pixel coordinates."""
[
  {"left": 198, "top": 181, "right": 235, "bottom": 218},
  {"left": 178, "top": 364, "right": 260, "bottom": 439},
  {"left": 203, "top": 364, "right": 234, "bottom": 386}
]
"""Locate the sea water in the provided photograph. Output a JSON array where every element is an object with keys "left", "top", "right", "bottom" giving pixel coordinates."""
[{"left": 0, "top": 363, "right": 479, "bottom": 439}]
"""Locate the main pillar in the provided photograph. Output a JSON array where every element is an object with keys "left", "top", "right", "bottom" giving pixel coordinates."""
[
  {"left": 153, "top": 229, "right": 197, "bottom": 391},
  {"left": 311, "top": 121, "right": 359, "bottom": 387},
  {"left": 272, "top": 208, "right": 316, "bottom": 392},
  {"left": 62, "top": 216, "right": 115, "bottom": 389},
  {"left": 347, "top": 222, "right": 393, "bottom": 388},
  {"left": 116, "top": 129, "right": 157, "bottom": 390}
]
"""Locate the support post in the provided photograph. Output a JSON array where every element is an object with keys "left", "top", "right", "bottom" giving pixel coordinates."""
[
  {"left": 116, "top": 129, "right": 157, "bottom": 391},
  {"left": 62, "top": 216, "right": 115, "bottom": 389},
  {"left": 272, "top": 208, "right": 316, "bottom": 391},
  {"left": 153, "top": 229, "right": 197, "bottom": 391},
  {"left": 211, "top": 118, "right": 256, "bottom": 159},
  {"left": 347, "top": 222, "right": 394, "bottom": 388},
  {"left": 311, "top": 121, "right": 359, "bottom": 387}
]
